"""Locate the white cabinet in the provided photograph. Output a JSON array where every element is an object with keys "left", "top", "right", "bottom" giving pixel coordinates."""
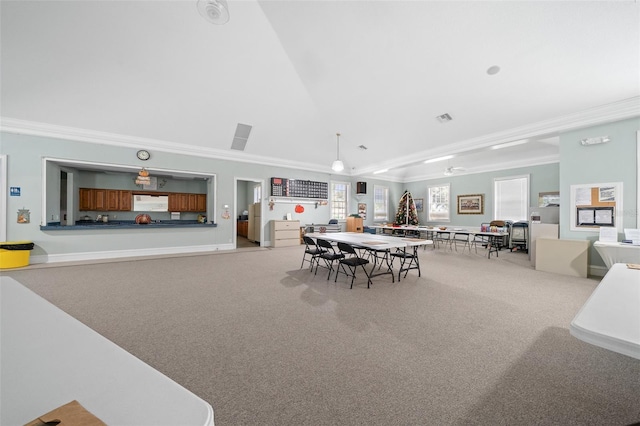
[{"left": 271, "top": 220, "right": 300, "bottom": 247}]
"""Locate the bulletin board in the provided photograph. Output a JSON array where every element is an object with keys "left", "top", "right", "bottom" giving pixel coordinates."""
[{"left": 570, "top": 182, "right": 623, "bottom": 232}]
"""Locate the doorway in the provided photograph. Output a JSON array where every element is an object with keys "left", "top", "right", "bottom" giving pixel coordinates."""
[{"left": 235, "top": 178, "right": 264, "bottom": 250}]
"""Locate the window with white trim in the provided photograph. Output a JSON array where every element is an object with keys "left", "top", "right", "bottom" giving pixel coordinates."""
[
  {"left": 427, "top": 184, "right": 450, "bottom": 222},
  {"left": 330, "top": 181, "right": 350, "bottom": 220},
  {"left": 253, "top": 184, "right": 261, "bottom": 203},
  {"left": 373, "top": 185, "right": 389, "bottom": 222},
  {"left": 494, "top": 175, "right": 529, "bottom": 222}
]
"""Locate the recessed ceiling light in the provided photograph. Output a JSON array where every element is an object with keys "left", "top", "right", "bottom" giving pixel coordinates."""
[
  {"left": 487, "top": 65, "right": 501, "bottom": 75},
  {"left": 491, "top": 140, "right": 527, "bottom": 150},
  {"left": 424, "top": 155, "right": 454, "bottom": 164},
  {"left": 373, "top": 169, "right": 389, "bottom": 174}
]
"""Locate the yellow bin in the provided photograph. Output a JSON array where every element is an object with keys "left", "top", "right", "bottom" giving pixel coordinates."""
[{"left": 0, "top": 241, "right": 34, "bottom": 269}]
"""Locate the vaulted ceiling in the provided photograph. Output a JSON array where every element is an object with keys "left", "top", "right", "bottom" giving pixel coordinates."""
[{"left": 1, "top": 1, "right": 639, "bottom": 181}]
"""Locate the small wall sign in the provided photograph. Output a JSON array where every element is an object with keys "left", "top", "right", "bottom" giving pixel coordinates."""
[
  {"left": 17, "top": 208, "right": 30, "bottom": 223},
  {"left": 10, "top": 187, "right": 20, "bottom": 196}
]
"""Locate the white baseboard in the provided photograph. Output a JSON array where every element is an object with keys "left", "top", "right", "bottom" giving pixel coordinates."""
[
  {"left": 588, "top": 265, "right": 608, "bottom": 277},
  {"left": 30, "top": 244, "right": 235, "bottom": 264}
]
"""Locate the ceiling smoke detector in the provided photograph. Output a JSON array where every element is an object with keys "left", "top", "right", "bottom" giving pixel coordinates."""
[
  {"left": 197, "top": 0, "right": 230, "bottom": 25},
  {"left": 436, "top": 113, "right": 452, "bottom": 123}
]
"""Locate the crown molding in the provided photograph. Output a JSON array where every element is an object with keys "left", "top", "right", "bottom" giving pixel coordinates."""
[
  {"left": 355, "top": 96, "right": 640, "bottom": 176},
  {"left": 0, "top": 117, "right": 336, "bottom": 175},
  {"left": 400, "top": 155, "right": 560, "bottom": 183},
  {"left": 2, "top": 95, "right": 636, "bottom": 182}
]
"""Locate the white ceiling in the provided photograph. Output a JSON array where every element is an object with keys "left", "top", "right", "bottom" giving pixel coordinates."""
[{"left": 1, "top": 0, "right": 639, "bottom": 181}]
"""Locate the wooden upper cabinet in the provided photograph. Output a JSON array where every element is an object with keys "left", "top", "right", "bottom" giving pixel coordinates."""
[
  {"left": 79, "top": 188, "right": 94, "bottom": 211},
  {"left": 106, "top": 190, "right": 132, "bottom": 211},
  {"left": 118, "top": 191, "right": 132, "bottom": 211},
  {"left": 188, "top": 194, "right": 198, "bottom": 211},
  {"left": 168, "top": 193, "right": 180, "bottom": 212},
  {"left": 106, "top": 190, "right": 120, "bottom": 210},
  {"left": 195, "top": 194, "right": 206, "bottom": 212},
  {"left": 94, "top": 189, "right": 107, "bottom": 211},
  {"left": 178, "top": 193, "right": 189, "bottom": 211},
  {"left": 81, "top": 188, "right": 203, "bottom": 212},
  {"left": 168, "top": 193, "right": 206, "bottom": 212},
  {"left": 80, "top": 188, "right": 132, "bottom": 211}
]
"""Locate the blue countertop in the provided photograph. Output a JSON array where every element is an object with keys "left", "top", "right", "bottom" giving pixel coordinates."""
[{"left": 41, "top": 220, "right": 217, "bottom": 230}]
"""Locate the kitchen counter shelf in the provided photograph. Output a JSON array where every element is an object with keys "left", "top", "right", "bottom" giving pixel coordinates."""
[{"left": 41, "top": 221, "right": 217, "bottom": 231}]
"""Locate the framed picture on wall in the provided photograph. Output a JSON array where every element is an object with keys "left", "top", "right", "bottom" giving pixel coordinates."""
[
  {"left": 538, "top": 191, "right": 560, "bottom": 207},
  {"left": 358, "top": 203, "right": 367, "bottom": 221},
  {"left": 414, "top": 198, "right": 424, "bottom": 212},
  {"left": 457, "top": 194, "right": 484, "bottom": 215}
]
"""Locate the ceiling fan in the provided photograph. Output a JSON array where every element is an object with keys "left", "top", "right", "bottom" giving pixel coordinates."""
[{"left": 444, "top": 166, "right": 465, "bottom": 176}]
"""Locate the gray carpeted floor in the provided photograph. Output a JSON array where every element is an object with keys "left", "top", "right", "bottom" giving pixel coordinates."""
[{"left": 5, "top": 245, "right": 640, "bottom": 425}]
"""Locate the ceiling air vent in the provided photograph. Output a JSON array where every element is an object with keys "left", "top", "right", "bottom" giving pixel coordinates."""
[
  {"left": 230, "top": 123, "right": 252, "bottom": 151},
  {"left": 436, "top": 113, "right": 452, "bottom": 123}
]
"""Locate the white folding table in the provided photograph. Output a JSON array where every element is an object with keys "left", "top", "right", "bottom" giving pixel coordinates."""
[
  {"left": 307, "top": 232, "right": 431, "bottom": 282},
  {"left": 1, "top": 276, "right": 215, "bottom": 426},
  {"left": 593, "top": 241, "right": 640, "bottom": 269},
  {"left": 570, "top": 263, "right": 640, "bottom": 360}
]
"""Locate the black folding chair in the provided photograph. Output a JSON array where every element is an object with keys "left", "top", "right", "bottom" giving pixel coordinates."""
[
  {"left": 315, "top": 238, "right": 345, "bottom": 280},
  {"left": 300, "top": 236, "right": 326, "bottom": 271},
  {"left": 336, "top": 242, "right": 372, "bottom": 289},
  {"left": 390, "top": 246, "right": 421, "bottom": 281}
]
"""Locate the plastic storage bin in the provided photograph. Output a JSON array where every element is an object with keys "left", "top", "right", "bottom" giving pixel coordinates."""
[{"left": 0, "top": 241, "right": 35, "bottom": 269}]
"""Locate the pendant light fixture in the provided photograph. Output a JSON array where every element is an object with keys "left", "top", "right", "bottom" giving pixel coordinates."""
[{"left": 331, "top": 132, "right": 344, "bottom": 172}]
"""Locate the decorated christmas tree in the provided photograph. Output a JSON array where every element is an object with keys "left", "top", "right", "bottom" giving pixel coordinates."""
[{"left": 395, "top": 190, "right": 419, "bottom": 225}]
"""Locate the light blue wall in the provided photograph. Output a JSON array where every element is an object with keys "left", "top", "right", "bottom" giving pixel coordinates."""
[
  {"left": 349, "top": 178, "right": 403, "bottom": 226},
  {"left": 559, "top": 117, "right": 639, "bottom": 267},
  {"left": 0, "top": 132, "right": 373, "bottom": 257},
  {"left": 2, "top": 116, "right": 637, "bottom": 266},
  {"left": 405, "top": 163, "right": 560, "bottom": 227}
]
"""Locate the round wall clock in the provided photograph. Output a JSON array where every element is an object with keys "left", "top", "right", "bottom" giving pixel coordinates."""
[{"left": 136, "top": 150, "right": 151, "bottom": 161}]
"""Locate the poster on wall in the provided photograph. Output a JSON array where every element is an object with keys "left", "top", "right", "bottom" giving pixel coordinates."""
[{"left": 599, "top": 187, "right": 615, "bottom": 202}]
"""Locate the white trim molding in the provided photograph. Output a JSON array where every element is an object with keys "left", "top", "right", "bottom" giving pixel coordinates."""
[
  {"left": 0, "top": 117, "right": 334, "bottom": 175},
  {"left": 30, "top": 244, "right": 236, "bottom": 265}
]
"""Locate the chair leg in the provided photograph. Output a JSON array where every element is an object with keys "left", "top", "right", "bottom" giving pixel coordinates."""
[
  {"left": 336, "top": 263, "right": 349, "bottom": 283},
  {"left": 325, "top": 260, "right": 336, "bottom": 280},
  {"left": 350, "top": 268, "right": 356, "bottom": 289},
  {"left": 359, "top": 264, "right": 372, "bottom": 288}
]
